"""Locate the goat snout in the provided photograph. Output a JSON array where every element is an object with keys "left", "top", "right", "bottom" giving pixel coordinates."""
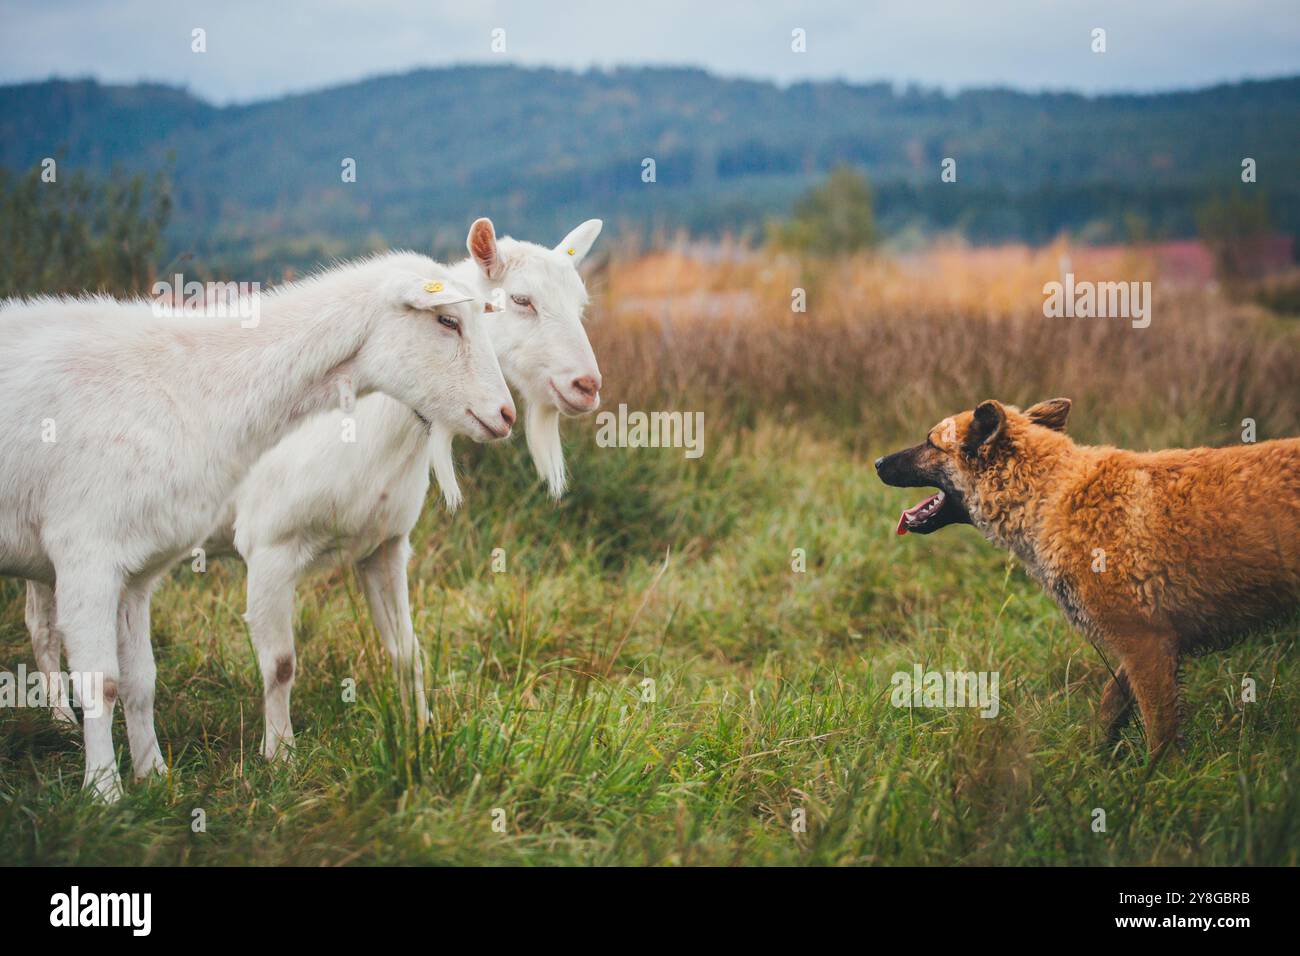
[{"left": 572, "top": 374, "right": 601, "bottom": 399}]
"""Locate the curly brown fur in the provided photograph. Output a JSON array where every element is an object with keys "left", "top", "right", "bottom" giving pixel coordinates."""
[{"left": 877, "top": 398, "right": 1300, "bottom": 757}]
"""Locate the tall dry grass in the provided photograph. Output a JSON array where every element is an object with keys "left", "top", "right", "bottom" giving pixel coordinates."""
[{"left": 592, "top": 243, "right": 1299, "bottom": 452}]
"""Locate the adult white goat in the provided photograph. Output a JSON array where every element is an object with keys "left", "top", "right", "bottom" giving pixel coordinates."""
[
  {"left": 1, "top": 257, "right": 515, "bottom": 799},
  {"left": 24, "top": 218, "right": 603, "bottom": 765}
]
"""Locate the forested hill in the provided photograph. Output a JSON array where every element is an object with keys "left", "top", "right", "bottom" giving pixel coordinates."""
[{"left": 2, "top": 66, "right": 1296, "bottom": 273}]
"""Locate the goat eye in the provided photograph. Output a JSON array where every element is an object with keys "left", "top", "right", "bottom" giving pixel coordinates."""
[
  {"left": 437, "top": 314, "right": 460, "bottom": 332},
  {"left": 511, "top": 294, "right": 533, "bottom": 309}
]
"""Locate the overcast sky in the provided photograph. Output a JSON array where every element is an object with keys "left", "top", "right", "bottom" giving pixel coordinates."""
[{"left": 2, "top": 0, "right": 1297, "bottom": 103}]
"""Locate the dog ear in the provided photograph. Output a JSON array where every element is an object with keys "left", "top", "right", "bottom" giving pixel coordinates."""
[
  {"left": 1025, "top": 398, "right": 1071, "bottom": 432},
  {"left": 964, "top": 400, "right": 1006, "bottom": 454}
]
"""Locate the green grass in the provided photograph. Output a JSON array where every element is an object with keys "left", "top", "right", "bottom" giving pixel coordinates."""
[{"left": 1, "top": 424, "right": 1296, "bottom": 865}]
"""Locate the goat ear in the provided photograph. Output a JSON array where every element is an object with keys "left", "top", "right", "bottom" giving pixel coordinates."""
[
  {"left": 964, "top": 400, "right": 1007, "bottom": 454},
  {"left": 1025, "top": 398, "right": 1071, "bottom": 432},
  {"left": 403, "top": 276, "right": 473, "bottom": 312},
  {"left": 555, "top": 219, "right": 603, "bottom": 265},
  {"left": 468, "top": 218, "right": 503, "bottom": 280}
]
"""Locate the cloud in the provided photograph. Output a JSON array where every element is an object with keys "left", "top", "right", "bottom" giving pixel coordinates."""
[{"left": 1, "top": 0, "right": 1297, "bottom": 103}]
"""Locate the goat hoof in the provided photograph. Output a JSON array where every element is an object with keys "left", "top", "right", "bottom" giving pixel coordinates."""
[
  {"left": 84, "top": 772, "right": 124, "bottom": 804},
  {"left": 133, "top": 753, "right": 167, "bottom": 781}
]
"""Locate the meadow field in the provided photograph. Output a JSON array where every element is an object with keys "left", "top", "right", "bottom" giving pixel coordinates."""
[{"left": 1, "top": 245, "right": 1297, "bottom": 865}]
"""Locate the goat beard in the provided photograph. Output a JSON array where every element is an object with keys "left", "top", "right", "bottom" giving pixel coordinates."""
[
  {"left": 525, "top": 401, "right": 567, "bottom": 499},
  {"left": 427, "top": 401, "right": 567, "bottom": 510},
  {"left": 427, "top": 422, "right": 462, "bottom": 513}
]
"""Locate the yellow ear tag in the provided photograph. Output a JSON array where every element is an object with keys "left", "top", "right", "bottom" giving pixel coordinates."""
[
  {"left": 424, "top": 281, "right": 444, "bottom": 293},
  {"left": 567, "top": 247, "right": 575, "bottom": 256}
]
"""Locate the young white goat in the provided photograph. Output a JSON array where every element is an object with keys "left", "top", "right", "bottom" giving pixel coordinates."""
[
  {"left": 25, "top": 218, "right": 603, "bottom": 764},
  {"left": 1, "top": 256, "right": 514, "bottom": 799}
]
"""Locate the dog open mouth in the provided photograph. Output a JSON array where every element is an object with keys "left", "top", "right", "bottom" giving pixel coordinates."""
[
  {"left": 894, "top": 487, "right": 971, "bottom": 535},
  {"left": 897, "top": 491, "right": 944, "bottom": 535}
]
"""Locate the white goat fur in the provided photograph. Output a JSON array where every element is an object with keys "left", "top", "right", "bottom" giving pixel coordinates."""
[
  {"left": 24, "top": 219, "right": 603, "bottom": 767},
  {"left": 1, "top": 253, "right": 514, "bottom": 798}
]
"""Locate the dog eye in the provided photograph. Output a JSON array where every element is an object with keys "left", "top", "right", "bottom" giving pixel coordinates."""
[
  {"left": 437, "top": 314, "right": 460, "bottom": 332},
  {"left": 511, "top": 294, "right": 534, "bottom": 310}
]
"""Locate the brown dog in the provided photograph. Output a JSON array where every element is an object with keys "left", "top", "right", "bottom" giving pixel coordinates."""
[{"left": 875, "top": 398, "right": 1300, "bottom": 756}]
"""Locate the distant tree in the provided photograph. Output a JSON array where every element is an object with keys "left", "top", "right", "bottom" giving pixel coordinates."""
[
  {"left": 0, "top": 161, "right": 171, "bottom": 299},
  {"left": 770, "top": 166, "right": 877, "bottom": 255},
  {"left": 1195, "top": 190, "right": 1271, "bottom": 281}
]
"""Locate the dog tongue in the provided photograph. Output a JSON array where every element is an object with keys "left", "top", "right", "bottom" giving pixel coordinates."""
[{"left": 897, "top": 493, "right": 941, "bottom": 536}]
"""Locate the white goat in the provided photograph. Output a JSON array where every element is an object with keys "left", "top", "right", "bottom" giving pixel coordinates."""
[
  {"left": 24, "top": 218, "right": 603, "bottom": 764},
  {"left": 1, "top": 256, "right": 515, "bottom": 799}
]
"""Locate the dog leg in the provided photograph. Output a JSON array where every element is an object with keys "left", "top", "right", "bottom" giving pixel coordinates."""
[
  {"left": 1116, "top": 632, "right": 1183, "bottom": 760},
  {"left": 1097, "top": 666, "right": 1135, "bottom": 744}
]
